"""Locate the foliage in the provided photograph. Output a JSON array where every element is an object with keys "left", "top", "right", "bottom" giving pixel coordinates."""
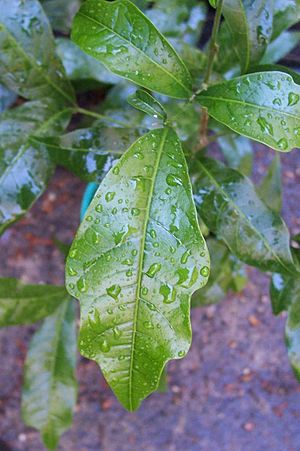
[{"left": 0, "top": 0, "right": 299, "bottom": 448}]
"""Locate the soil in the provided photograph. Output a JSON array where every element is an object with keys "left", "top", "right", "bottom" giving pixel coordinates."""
[{"left": 0, "top": 145, "right": 300, "bottom": 451}]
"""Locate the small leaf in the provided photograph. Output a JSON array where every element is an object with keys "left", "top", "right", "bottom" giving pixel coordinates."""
[
  {"left": 56, "top": 38, "right": 119, "bottom": 85},
  {"left": 249, "top": 64, "right": 300, "bottom": 85},
  {"left": 208, "top": 0, "right": 217, "bottom": 7},
  {"left": 32, "top": 124, "right": 142, "bottom": 183},
  {"left": 272, "top": 0, "right": 300, "bottom": 39},
  {"left": 197, "top": 71, "right": 300, "bottom": 152},
  {"left": 127, "top": 89, "right": 167, "bottom": 121},
  {"left": 192, "top": 157, "right": 296, "bottom": 275},
  {"left": 71, "top": 0, "right": 192, "bottom": 98},
  {"left": 286, "top": 287, "right": 300, "bottom": 381},
  {"left": 257, "top": 154, "right": 282, "bottom": 213},
  {"left": 0, "top": 278, "right": 67, "bottom": 326},
  {"left": 261, "top": 31, "right": 300, "bottom": 64},
  {"left": 0, "top": 0, "right": 75, "bottom": 106},
  {"left": 22, "top": 300, "right": 77, "bottom": 450},
  {"left": 66, "top": 128, "right": 209, "bottom": 411},
  {"left": 218, "top": 135, "right": 253, "bottom": 176},
  {"left": 270, "top": 272, "right": 292, "bottom": 315},
  {"left": 0, "top": 100, "right": 72, "bottom": 234},
  {"left": 222, "top": 0, "right": 273, "bottom": 72}
]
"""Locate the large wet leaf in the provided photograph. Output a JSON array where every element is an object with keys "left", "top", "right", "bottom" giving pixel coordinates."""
[
  {"left": 0, "top": 100, "right": 72, "bottom": 234},
  {"left": 0, "top": 0, "right": 75, "bottom": 106},
  {"left": 71, "top": 0, "right": 192, "bottom": 98},
  {"left": 66, "top": 128, "right": 209, "bottom": 410},
  {"left": 197, "top": 71, "right": 300, "bottom": 152},
  {"left": 22, "top": 300, "right": 77, "bottom": 450},
  {"left": 192, "top": 157, "right": 296, "bottom": 275},
  {"left": 32, "top": 124, "right": 142, "bottom": 183},
  {"left": 0, "top": 278, "right": 66, "bottom": 326},
  {"left": 222, "top": 0, "right": 273, "bottom": 72}
]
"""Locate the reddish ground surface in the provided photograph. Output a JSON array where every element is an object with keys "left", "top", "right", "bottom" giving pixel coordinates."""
[{"left": 1, "top": 145, "right": 300, "bottom": 450}]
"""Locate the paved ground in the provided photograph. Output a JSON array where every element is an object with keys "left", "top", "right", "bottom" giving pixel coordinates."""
[{"left": 1, "top": 145, "right": 300, "bottom": 451}]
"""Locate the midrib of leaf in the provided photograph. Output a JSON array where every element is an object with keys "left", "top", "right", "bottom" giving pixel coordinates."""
[
  {"left": 3, "top": 26, "right": 75, "bottom": 106},
  {"left": 197, "top": 160, "right": 295, "bottom": 275},
  {"left": 0, "top": 108, "right": 70, "bottom": 187},
  {"left": 77, "top": 11, "right": 191, "bottom": 97},
  {"left": 29, "top": 137, "right": 126, "bottom": 155},
  {"left": 128, "top": 127, "right": 168, "bottom": 410},
  {"left": 199, "top": 95, "right": 300, "bottom": 121}
]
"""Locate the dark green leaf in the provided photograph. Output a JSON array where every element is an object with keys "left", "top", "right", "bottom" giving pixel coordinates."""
[
  {"left": 257, "top": 154, "right": 282, "bottom": 213},
  {"left": 56, "top": 38, "right": 119, "bottom": 85},
  {"left": 0, "top": 278, "right": 67, "bottom": 326},
  {"left": 0, "top": 100, "right": 72, "bottom": 234},
  {"left": 272, "top": 0, "right": 300, "bottom": 39},
  {"left": 22, "top": 300, "right": 77, "bottom": 450},
  {"left": 261, "top": 31, "right": 300, "bottom": 64},
  {"left": 71, "top": 0, "right": 192, "bottom": 98},
  {"left": 192, "top": 157, "right": 296, "bottom": 275},
  {"left": 286, "top": 285, "right": 300, "bottom": 380},
  {"left": 218, "top": 135, "right": 253, "bottom": 176},
  {"left": 0, "top": 0, "right": 75, "bottom": 106},
  {"left": 222, "top": 0, "right": 273, "bottom": 72},
  {"left": 41, "top": 0, "right": 81, "bottom": 33},
  {"left": 270, "top": 272, "right": 292, "bottom": 314},
  {"left": 197, "top": 71, "right": 300, "bottom": 152},
  {"left": 0, "top": 84, "right": 16, "bottom": 113},
  {"left": 208, "top": 0, "right": 217, "bottom": 7},
  {"left": 127, "top": 89, "right": 167, "bottom": 121},
  {"left": 66, "top": 128, "right": 209, "bottom": 411},
  {"left": 32, "top": 124, "right": 142, "bottom": 183}
]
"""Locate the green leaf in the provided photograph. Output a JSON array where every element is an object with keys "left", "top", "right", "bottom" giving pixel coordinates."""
[
  {"left": 71, "top": 0, "right": 192, "bottom": 98},
  {"left": 286, "top": 280, "right": 300, "bottom": 378},
  {"left": 272, "top": 0, "right": 300, "bottom": 39},
  {"left": 171, "top": 41, "right": 207, "bottom": 82},
  {"left": 257, "top": 154, "right": 282, "bottom": 213},
  {"left": 0, "top": 278, "right": 67, "bottom": 326},
  {"left": 41, "top": 0, "right": 81, "bottom": 33},
  {"left": 208, "top": 0, "right": 218, "bottom": 7},
  {"left": 22, "top": 300, "right": 77, "bottom": 450},
  {"left": 197, "top": 71, "right": 300, "bottom": 152},
  {"left": 192, "top": 157, "right": 296, "bottom": 275},
  {"left": 192, "top": 238, "right": 247, "bottom": 307},
  {"left": 31, "top": 124, "right": 142, "bottom": 183},
  {"left": 270, "top": 272, "right": 292, "bottom": 315},
  {"left": 0, "top": 84, "right": 16, "bottom": 113},
  {"left": 0, "top": 0, "right": 75, "bottom": 106},
  {"left": 261, "top": 31, "right": 300, "bottom": 64},
  {"left": 222, "top": 0, "right": 273, "bottom": 72},
  {"left": 0, "top": 100, "right": 72, "bottom": 234},
  {"left": 218, "top": 135, "right": 253, "bottom": 176},
  {"left": 249, "top": 64, "right": 300, "bottom": 85},
  {"left": 66, "top": 128, "right": 209, "bottom": 411},
  {"left": 127, "top": 89, "right": 167, "bottom": 121},
  {"left": 56, "top": 38, "right": 119, "bottom": 85}
]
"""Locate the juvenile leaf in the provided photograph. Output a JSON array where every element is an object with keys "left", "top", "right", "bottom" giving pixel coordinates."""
[
  {"left": 250, "top": 64, "right": 300, "bottom": 85},
  {"left": 222, "top": 0, "right": 273, "bottom": 72},
  {"left": 218, "top": 135, "right": 253, "bottom": 176},
  {"left": 66, "top": 128, "right": 209, "bottom": 411},
  {"left": 71, "top": 0, "right": 192, "bottom": 98},
  {"left": 192, "top": 157, "right": 296, "bottom": 275},
  {"left": 0, "top": 100, "right": 72, "bottom": 234},
  {"left": 32, "top": 124, "right": 141, "bottom": 183},
  {"left": 0, "top": 84, "right": 16, "bottom": 113},
  {"left": 22, "top": 300, "right": 77, "bottom": 450},
  {"left": 257, "top": 154, "right": 282, "bottom": 212},
  {"left": 272, "top": 0, "right": 300, "bottom": 39},
  {"left": 0, "top": 0, "right": 75, "bottom": 106},
  {"left": 56, "top": 38, "right": 119, "bottom": 85},
  {"left": 127, "top": 89, "right": 167, "bottom": 121},
  {"left": 197, "top": 71, "right": 300, "bottom": 152},
  {"left": 0, "top": 278, "right": 66, "bottom": 326}
]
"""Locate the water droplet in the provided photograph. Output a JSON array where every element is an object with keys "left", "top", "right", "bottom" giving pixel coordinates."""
[
  {"left": 181, "top": 249, "right": 191, "bottom": 264},
  {"left": 160, "top": 284, "right": 176, "bottom": 304},
  {"left": 134, "top": 152, "right": 144, "bottom": 160},
  {"left": 132, "top": 249, "right": 138, "bottom": 256},
  {"left": 122, "top": 258, "right": 133, "bottom": 266},
  {"left": 178, "top": 350, "right": 186, "bottom": 357},
  {"left": 288, "top": 92, "right": 300, "bottom": 106},
  {"left": 126, "top": 269, "right": 133, "bottom": 277},
  {"left": 146, "top": 263, "right": 161, "bottom": 278},
  {"left": 277, "top": 138, "right": 288, "bottom": 150},
  {"left": 166, "top": 174, "right": 182, "bottom": 186},
  {"left": 257, "top": 117, "right": 273, "bottom": 136},
  {"left": 144, "top": 320, "right": 154, "bottom": 329},
  {"left": 113, "top": 166, "right": 120, "bottom": 175},
  {"left": 68, "top": 283, "right": 75, "bottom": 289},
  {"left": 100, "top": 339, "right": 110, "bottom": 353},
  {"left": 86, "top": 215, "right": 93, "bottom": 222},
  {"left": 68, "top": 266, "right": 77, "bottom": 276},
  {"left": 294, "top": 127, "right": 300, "bottom": 136},
  {"left": 200, "top": 266, "right": 209, "bottom": 277},
  {"left": 150, "top": 229, "right": 157, "bottom": 239},
  {"left": 141, "top": 287, "right": 148, "bottom": 296},
  {"left": 105, "top": 192, "right": 115, "bottom": 202},
  {"left": 273, "top": 97, "right": 282, "bottom": 106},
  {"left": 95, "top": 204, "right": 103, "bottom": 213},
  {"left": 106, "top": 284, "right": 121, "bottom": 301},
  {"left": 131, "top": 208, "right": 140, "bottom": 216},
  {"left": 69, "top": 248, "right": 77, "bottom": 258},
  {"left": 77, "top": 277, "right": 88, "bottom": 293},
  {"left": 113, "top": 327, "right": 122, "bottom": 339}
]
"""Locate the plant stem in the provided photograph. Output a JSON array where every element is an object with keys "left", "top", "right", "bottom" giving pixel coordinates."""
[
  {"left": 197, "top": 0, "right": 224, "bottom": 149},
  {"left": 76, "top": 107, "right": 128, "bottom": 127}
]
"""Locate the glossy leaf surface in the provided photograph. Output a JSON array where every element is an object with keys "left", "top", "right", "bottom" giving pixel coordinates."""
[
  {"left": 0, "top": 0, "right": 75, "bottom": 106},
  {"left": 22, "top": 300, "right": 77, "bottom": 450},
  {"left": 192, "top": 157, "right": 295, "bottom": 275},
  {"left": 0, "top": 278, "right": 66, "bottom": 326},
  {"left": 198, "top": 71, "right": 300, "bottom": 152},
  {"left": 222, "top": 0, "right": 273, "bottom": 72},
  {"left": 257, "top": 154, "right": 282, "bottom": 213},
  {"left": 261, "top": 31, "right": 300, "bottom": 64},
  {"left": 71, "top": 0, "right": 192, "bottom": 98},
  {"left": 56, "top": 38, "right": 119, "bottom": 85},
  {"left": 66, "top": 128, "right": 209, "bottom": 410},
  {"left": 127, "top": 89, "right": 167, "bottom": 121},
  {"left": 218, "top": 135, "right": 253, "bottom": 176},
  {"left": 0, "top": 100, "right": 71, "bottom": 234},
  {"left": 32, "top": 124, "right": 142, "bottom": 183}
]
